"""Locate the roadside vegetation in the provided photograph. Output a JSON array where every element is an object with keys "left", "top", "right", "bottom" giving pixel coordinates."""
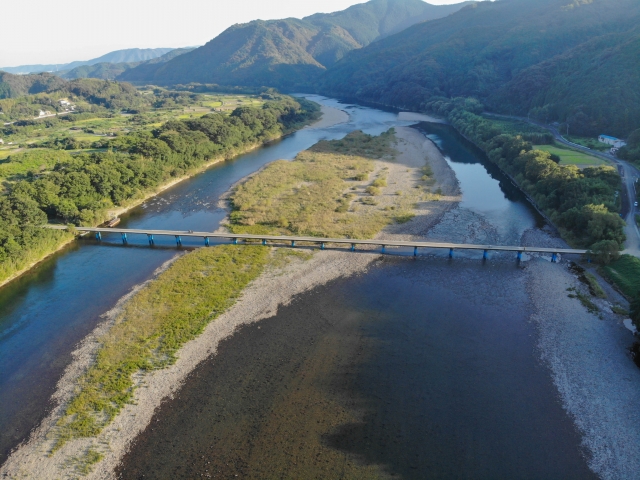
[
  {"left": 0, "top": 87, "right": 319, "bottom": 285},
  {"left": 425, "top": 97, "right": 625, "bottom": 256},
  {"left": 602, "top": 255, "right": 640, "bottom": 299},
  {"left": 53, "top": 245, "right": 270, "bottom": 451},
  {"left": 229, "top": 129, "right": 420, "bottom": 238}
]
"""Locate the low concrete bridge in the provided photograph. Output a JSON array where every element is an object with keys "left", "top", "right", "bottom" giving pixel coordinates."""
[{"left": 49, "top": 226, "right": 589, "bottom": 262}]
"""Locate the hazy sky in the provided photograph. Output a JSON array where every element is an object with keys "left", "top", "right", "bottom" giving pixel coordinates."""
[{"left": 1, "top": 0, "right": 469, "bottom": 67}]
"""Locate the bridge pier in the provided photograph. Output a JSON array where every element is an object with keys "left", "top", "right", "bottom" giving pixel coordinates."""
[
  {"left": 351, "top": 244, "right": 356, "bottom": 252},
  {"left": 449, "top": 248, "right": 454, "bottom": 258},
  {"left": 175, "top": 235, "right": 182, "bottom": 246},
  {"left": 551, "top": 253, "right": 558, "bottom": 263},
  {"left": 204, "top": 237, "right": 209, "bottom": 247},
  {"left": 291, "top": 240, "right": 295, "bottom": 247},
  {"left": 95, "top": 232, "right": 101, "bottom": 241},
  {"left": 147, "top": 234, "right": 154, "bottom": 245},
  {"left": 381, "top": 245, "right": 386, "bottom": 254},
  {"left": 483, "top": 250, "right": 488, "bottom": 260},
  {"left": 321, "top": 242, "right": 326, "bottom": 250},
  {"left": 262, "top": 239, "right": 267, "bottom": 246},
  {"left": 121, "top": 233, "right": 127, "bottom": 244},
  {"left": 414, "top": 246, "right": 418, "bottom": 257},
  {"left": 517, "top": 251, "right": 522, "bottom": 261},
  {"left": 233, "top": 238, "right": 238, "bottom": 245}
]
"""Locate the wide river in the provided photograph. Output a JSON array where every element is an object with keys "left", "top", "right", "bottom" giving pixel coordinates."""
[{"left": 1, "top": 97, "right": 595, "bottom": 477}]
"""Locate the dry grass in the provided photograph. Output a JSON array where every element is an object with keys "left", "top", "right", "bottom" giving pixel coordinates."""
[{"left": 229, "top": 130, "right": 415, "bottom": 239}]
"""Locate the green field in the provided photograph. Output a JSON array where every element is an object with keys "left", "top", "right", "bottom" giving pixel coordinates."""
[
  {"left": 565, "top": 135, "right": 610, "bottom": 152},
  {"left": 602, "top": 254, "right": 640, "bottom": 298},
  {"left": 533, "top": 144, "right": 606, "bottom": 166},
  {"left": 483, "top": 117, "right": 548, "bottom": 135}
]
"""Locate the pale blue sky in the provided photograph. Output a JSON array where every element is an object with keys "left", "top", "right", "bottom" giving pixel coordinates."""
[{"left": 1, "top": 0, "right": 470, "bottom": 67}]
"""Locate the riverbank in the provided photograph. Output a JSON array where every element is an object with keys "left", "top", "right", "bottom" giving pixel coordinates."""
[
  {"left": 0, "top": 124, "right": 460, "bottom": 478},
  {"left": 0, "top": 104, "right": 343, "bottom": 292},
  {"left": 528, "top": 259, "right": 640, "bottom": 480}
]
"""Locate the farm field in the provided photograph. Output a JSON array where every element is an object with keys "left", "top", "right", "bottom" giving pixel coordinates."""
[
  {"left": 0, "top": 92, "right": 265, "bottom": 185},
  {"left": 534, "top": 144, "right": 607, "bottom": 167}
]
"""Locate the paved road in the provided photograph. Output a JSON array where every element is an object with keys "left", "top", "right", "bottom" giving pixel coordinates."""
[{"left": 485, "top": 113, "right": 640, "bottom": 257}]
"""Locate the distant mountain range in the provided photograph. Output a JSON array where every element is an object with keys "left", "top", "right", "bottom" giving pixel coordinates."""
[
  {"left": 130, "top": 0, "right": 471, "bottom": 89},
  {"left": 0, "top": 48, "right": 178, "bottom": 75},
  {"left": 59, "top": 48, "right": 197, "bottom": 81}
]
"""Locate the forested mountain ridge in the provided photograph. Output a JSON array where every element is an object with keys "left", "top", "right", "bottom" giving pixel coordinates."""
[
  {"left": 61, "top": 48, "right": 197, "bottom": 81},
  {"left": 318, "top": 0, "right": 640, "bottom": 137},
  {"left": 0, "top": 48, "right": 177, "bottom": 75},
  {"left": 133, "top": 0, "right": 471, "bottom": 88}
]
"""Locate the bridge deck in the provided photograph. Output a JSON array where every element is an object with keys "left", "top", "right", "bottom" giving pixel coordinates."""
[{"left": 48, "top": 226, "right": 588, "bottom": 255}]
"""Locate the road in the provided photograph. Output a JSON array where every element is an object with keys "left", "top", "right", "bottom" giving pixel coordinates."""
[
  {"left": 485, "top": 113, "right": 640, "bottom": 257},
  {"left": 2, "top": 110, "right": 72, "bottom": 126}
]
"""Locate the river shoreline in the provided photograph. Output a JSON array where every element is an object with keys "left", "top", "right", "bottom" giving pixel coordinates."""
[
  {"left": 0, "top": 106, "right": 339, "bottom": 291},
  {"left": 0, "top": 124, "right": 461, "bottom": 478}
]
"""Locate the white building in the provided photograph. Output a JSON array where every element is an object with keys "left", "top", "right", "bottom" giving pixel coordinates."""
[
  {"left": 599, "top": 134, "right": 627, "bottom": 148},
  {"left": 0, "top": 138, "right": 4, "bottom": 144}
]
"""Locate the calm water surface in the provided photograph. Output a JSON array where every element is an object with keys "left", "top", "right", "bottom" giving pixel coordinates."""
[
  {"left": 1, "top": 98, "right": 591, "bottom": 478},
  {"left": 0, "top": 96, "right": 417, "bottom": 462}
]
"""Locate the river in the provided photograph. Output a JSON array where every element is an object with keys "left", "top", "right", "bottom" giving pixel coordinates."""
[{"left": 1, "top": 97, "right": 597, "bottom": 477}]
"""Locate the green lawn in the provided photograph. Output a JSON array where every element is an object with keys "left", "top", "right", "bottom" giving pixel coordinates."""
[
  {"left": 534, "top": 144, "right": 606, "bottom": 166},
  {"left": 602, "top": 254, "right": 640, "bottom": 298}
]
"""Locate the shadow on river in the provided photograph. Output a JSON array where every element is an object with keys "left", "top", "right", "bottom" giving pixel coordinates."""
[{"left": 2, "top": 98, "right": 597, "bottom": 478}]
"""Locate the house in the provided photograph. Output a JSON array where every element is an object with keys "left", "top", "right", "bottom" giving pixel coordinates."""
[
  {"left": 0, "top": 138, "right": 4, "bottom": 144},
  {"left": 598, "top": 134, "right": 627, "bottom": 148},
  {"left": 59, "top": 99, "right": 70, "bottom": 106}
]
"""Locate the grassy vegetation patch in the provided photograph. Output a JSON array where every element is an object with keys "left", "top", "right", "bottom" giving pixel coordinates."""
[
  {"left": 567, "top": 287, "right": 599, "bottom": 314},
  {"left": 53, "top": 245, "right": 269, "bottom": 450},
  {"left": 65, "top": 446, "right": 104, "bottom": 476},
  {"left": 0, "top": 149, "right": 70, "bottom": 180},
  {"left": 602, "top": 254, "right": 640, "bottom": 298},
  {"left": 229, "top": 130, "right": 403, "bottom": 239},
  {"left": 534, "top": 144, "right": 605, "bottom": 166},
  {"left": 565, "top": 135, "right": 610, "bottom": 152}
]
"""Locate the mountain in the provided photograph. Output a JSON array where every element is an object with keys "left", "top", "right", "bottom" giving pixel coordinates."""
[
  {"left": 0, "top": 48, "right": 177, "bottom": 75},
  {"left": 131, "top": 0, "right": 471, "bottom": 89},
  {"left": 317, "top": 0, "right": 640, "bottom": 137},
  {"left": 61, "top": 48, "right": 197, "bottom": 81},
  {"left": 116, "top": 48, "right": 198, "bottom": 82},
  {"left": 0, "top": 72, "right": 66, "bottom": 99}
]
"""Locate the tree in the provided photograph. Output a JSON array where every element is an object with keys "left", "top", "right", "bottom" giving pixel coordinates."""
[{"left": 588, "top": 240, "right": 621, "bottom": 265}]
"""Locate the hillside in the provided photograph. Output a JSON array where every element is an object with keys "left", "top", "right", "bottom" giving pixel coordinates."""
[
  {"left": 132, "top": 0, "right": 470, "bottom": 88},
  {"left": 0, "top": 48, "right": 176, "bottom": 75},
  {"left": 0, "top": 72, "right": 66, "bottom": 99},
  {"left": 318, "top": 0, "right": 640, "bottom": 137},
  {"left": 62, "top": 48, "right": 196, "bottom": 81}
]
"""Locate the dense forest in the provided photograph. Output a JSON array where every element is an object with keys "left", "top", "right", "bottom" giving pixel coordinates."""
[
  {"left": 425, "top": 97, "right": 625, "bottom": 258},
  {"left": 0, "top": 95, "right": 319, "bottom": 283},
  {"left": 318, "top": 0, "right": 640, "bottom": 138},
  {"left": 130, "top": 0, "right": 468, "bottom": 88}
]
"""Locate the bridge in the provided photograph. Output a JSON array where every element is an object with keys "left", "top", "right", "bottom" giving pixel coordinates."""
[{"left": 49, "top": 226, "right": 589, "bottom": 262}]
